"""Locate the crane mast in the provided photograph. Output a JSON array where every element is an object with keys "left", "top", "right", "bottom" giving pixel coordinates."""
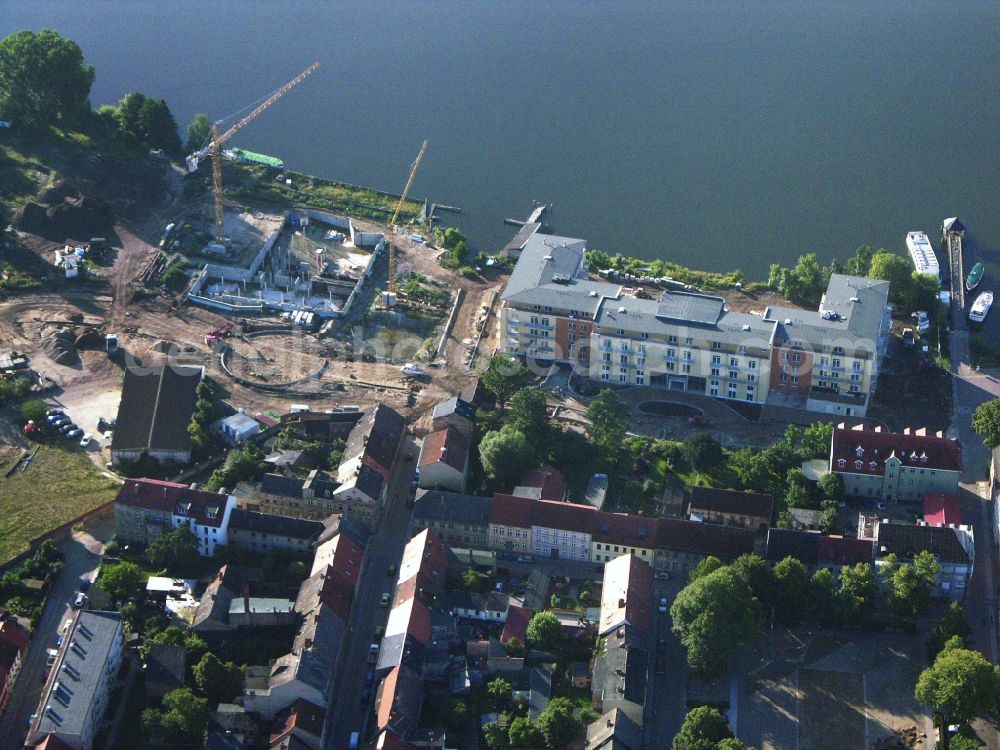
[
  {"left": 186, "top": 62, "right": 320, "bottom": 243},
  {"left": 384, "top": 139, "right": 428, "bottom": 306}
]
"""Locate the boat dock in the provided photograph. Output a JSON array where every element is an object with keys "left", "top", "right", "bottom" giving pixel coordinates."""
[
  {"left": 944, "top": 217, "right": 967, "bottom": 328},
  {"left": 504, "top": 203, "right": 547, "bottom": 227}
]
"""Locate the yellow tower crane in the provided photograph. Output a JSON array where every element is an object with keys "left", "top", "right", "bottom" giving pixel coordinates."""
[
  {"left": 185, "top": 62, "right": 320, "bottom": 244},
  {"left": 383, "top": 139, "right": 428, "bottom": 307}
]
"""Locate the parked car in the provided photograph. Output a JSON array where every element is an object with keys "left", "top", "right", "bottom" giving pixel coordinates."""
[
  {"left": 58, "top": 423, "right": 76, "bottom": 434},
  {"left": 367, "top": 643, "right": 379, "bottom": 664},
  {"left": 79, "top": 432, "right": 92, "bottom": 448},
  {"left": 79, "top": 578, "right": 91, "bottom": 591},
  {"left": 380, "top": 592, "right": 391, "bottom": 607},
  {"left": 517, "top": 555, "right": 534, "bottom": 563},
  {"left": 400, "top": 363, "right": 424, "bottom": 377},
  {"left": 902, "top": 328, "right": 916, "bottom": 348},
  {"left": 45, "top": 649, "right": 58, "bottom": 667},
  {"left": 46, "top": 409, "right": 64, "bottom": 418},
  {"left": 73, "top": 592, "right": 87, "bottom": 608},
  {"left": 658, "top": 597, "right": 667, "bottom": 614},
  {"left": 66, "top": 428, "right": 83, "bottom": 440}
]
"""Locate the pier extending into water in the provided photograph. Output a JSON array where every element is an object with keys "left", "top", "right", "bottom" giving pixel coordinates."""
[{"left": 945, "top": 219, "right": 966, "bottom": 329}]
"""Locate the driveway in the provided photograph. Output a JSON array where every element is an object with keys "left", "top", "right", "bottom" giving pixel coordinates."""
[{"left": 0, "top": 532, "right": 102, "bottom": 750}]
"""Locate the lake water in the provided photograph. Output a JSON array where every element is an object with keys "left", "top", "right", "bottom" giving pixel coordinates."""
[{"left": 3, "top": 1, "right": 999, "bottom": 277}]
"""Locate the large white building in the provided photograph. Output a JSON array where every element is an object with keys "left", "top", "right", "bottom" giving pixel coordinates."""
[{"left": 499, "top": 231, "right": 892, "bottom": 417}]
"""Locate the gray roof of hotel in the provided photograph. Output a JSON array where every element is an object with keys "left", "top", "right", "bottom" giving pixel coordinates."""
[
  {"left": 766, "top": 274, "right": 889, "bottom": 348},
  {"left": 655, "top": 292, "right": 725, "bottom": 325},
  {"left": 33, "top": 611, "right": 122, "bottom": 740},
  {"left": 502, "top": 233, "right": 620, "bottom": 314},
  {"left": 413, "top": 490, "right": 492, "bottom": 526},
  {"left": 595, "top": 293, "right": 771, "bottom": 345}
]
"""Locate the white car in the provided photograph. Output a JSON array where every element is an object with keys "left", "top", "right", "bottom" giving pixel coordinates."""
[
  {"left": 658, "top": 597, "right": 667, "bottom": 614},
  {"left": 400, "top": 363, "right": 423, "bottom": 377},
  {"left": 79, "top": 432, "right": 92, "bottom": 448}
]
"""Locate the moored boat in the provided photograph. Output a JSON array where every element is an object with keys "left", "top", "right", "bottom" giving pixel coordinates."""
[
  {"left": 966, "top": 262, "right": 984, "bottom": 292},
  {"left": 969, "top": 291, "right": 993, "bottom": 324}
]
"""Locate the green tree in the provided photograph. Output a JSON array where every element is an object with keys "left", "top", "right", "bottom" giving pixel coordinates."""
[
  {"left": 482, "top": 355, "right": 530, "bottom": 408},
  {"left": 159, "top": 687, "right": 209, "bottom": 741},
  {"left": 463, "top": 568, "right": 489, "bottom": 593},
  {"left": 186, "top": 113, "right": 212, "bottom": 152},
  {"left": 915, "top": 645, "right": 1000, "bottom": 740},
  {"left": 147, "top": 526, "right": 200, "bottom": 573},
  {"left": 671, "top": 567, "right": 763, "bottom": 675},
  {"left": 99, "top": 561, "right": 145, "bottom": 602},
  {"left": 888, "top": 564, "right": 932, "bottom": 617},
  {"left": 480, "top": 426, "right": 533, "bottom": 488},
  {"left": 537, "top": 697, "right": 580, "bottom": 749},
  {"left": 817, "top": 472, "right": 843, "bottom": 503},
  {"left": 487, "top": 677, "right": 513, "bottom": 711},
  {"left": 772, "top": 557, "right": 809, "bottom": 624},
  {"left": 717, "top": 740, "right": 754, "bottom": 750},
  {"left": 730, "top": 553, "right": 774, "bottom": 607},
  {"left": 143, "top": 625, "right": 207, "bottom": 661},
  {"left": 845, "top": 244, "right": 876, "bottom": 276},
  {"left": 689, "top": 556, "right": 723, "bottom": 582},
  {"left": 672, "top": 706, "right": 734, "bottom": 750},
  {"left": 801, "top": 422, "right": 834, "bottom": 459},
  {"left": 484, "top": 721, "right": 511, "bottom": 750},
  {"left": 683, "top": 433, "right": 723, "bottom": 473},
  {"left": 972, "top": 400, "right": 1000, "bottom": 448},
  {"left": 908, "top": 272, "right": 941, "bottom": 312},
  {"left": 504, "top": 636, "right": 525, "bottom": 657},
  {"left": 114, "top": 92, "right": 181, "bottom": 154},
  {"left": 808, "top": 567, "right": 837, "bottom": 624},
  {"left": 784, "top": 482, "right": 812, "bottom": 510},
  {"left": 508, "top": 388, "right": 549, "bottom": 443},
  {"left": 204, "top": 443, "right": 266, "bottom": 491},
  {"left": 526, "top": 611, "right": 562, "bottom": 652},
  {"left": 508, "top": 717, "right": 545, "bottom": 749},
  {"left": 192, "top": 652, "right": 243, "bottom": 706},
  {"left": 868, "top": 251, "right": 913, "bottom": 306},
  {"left": 443, "top": 697, "right": 471, "bottom": 735},
  {"left": 793, "top": 253, "right": 824, "bottom": 302},
  {"left": 586, "top": 389, "right": 630, "bottom": 459},
  {"left": 20, "top": 399, "right": 47, "bottom": 424},
  {"left": 836, "top": 563, "right": 877, "bottom": 621},
  {"left": 934, "top": 603, "right": 972, "bottom": 645},
  {"left": 0, "top": 30, "right": 94, "bottom": 128}
]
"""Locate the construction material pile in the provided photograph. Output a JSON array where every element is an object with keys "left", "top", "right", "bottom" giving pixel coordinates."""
[
  {"left": 873, "top": 726, "right": 924, "bottom": 749},
  {"left": 40, "top": 328, "right": 80, "bottom": 366},
  {"left": 12, "top": 179, "right": 113, "bottom": 240}
]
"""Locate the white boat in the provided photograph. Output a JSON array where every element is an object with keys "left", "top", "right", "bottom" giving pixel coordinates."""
[
  {"left": 906, "top": 231, "right": 940, "bottom": 283},
  {"left": 969, "top": 291, "right": 993, "bottom": 324}
]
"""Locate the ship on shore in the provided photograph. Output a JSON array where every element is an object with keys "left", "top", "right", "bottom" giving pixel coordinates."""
[
  {"left": 969, "top": 290, "right": 993, "bottom": 324},
  {"left": 906, "top": 231, "right": 940, "bottom": 282},
  {"left": 966, "top": 262, "right": 984, "bottom": 292},
  {"left": 223, "top": 147, "right": 284, "bottom": 170}
]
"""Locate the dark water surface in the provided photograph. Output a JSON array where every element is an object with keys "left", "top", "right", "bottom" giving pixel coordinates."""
[{"left": 3, "top": 1, "right": 999, "bottom": 276}]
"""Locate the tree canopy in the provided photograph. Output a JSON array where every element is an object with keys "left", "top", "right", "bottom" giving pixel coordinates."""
[
  {"left": 480, "top": 426, "right": 534, "bottom": 488},
  {"left": 671, "top": 566, "right": 762, "bottom": 675},
  {"left": 586, "top": 389, "right": 629, "bottom": 459},
  {"left": 482, "top": 355, "right": 530, "bottom": 408},
  {"left": 147, "top": 687, "right": 209, "bottom": 741},
  {"left": 683, "top": 433, "right": 723, "bottom": 473},
  {"left": 508, "top": 388, "right": 549, "bottom": 443},
  {"left": 0, "top": 30, "right": 94, "bottom": 128},
  {"left": 99, "top": 561, "right": 145, "bottom": 602},
  {"left": 526, "top": 611, "right": 562, "bottom": 652},
  {"left": 972, "top": 400, "right": 1000, "bottom": 448},
  {"left": 508, "top": 716, "right": 545, "bottom": 749},
  {"left": 672, "top": 706, "right": 735, "bottom": 750},
  {"left": 915, "top": 643, "right": 1000, "bottom": 730},
  {"left": 192, "top": 652, "right": 243, "bottom": 706},
  {"left": 147, "top": 526, "right": 200, "bottom": 574},
  {"left": 114, "top": 92, "right": 182, "bottom": 154},
  {"left": 185, "top": 113, "right": 212, "bottom": 152},
  {"left": 536, "top": 697, "right": 581, "bottom": 749}
]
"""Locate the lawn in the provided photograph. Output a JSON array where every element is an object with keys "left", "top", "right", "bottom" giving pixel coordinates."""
[{"left": 0, "top": 443, "right": 120, "bottom": 563}]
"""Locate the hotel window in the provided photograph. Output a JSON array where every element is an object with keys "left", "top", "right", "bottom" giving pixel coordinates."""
[
  {"left": 617, "top": 329, "right": 625, "bottom": 336},
  {"left": 850, "top": 384, "right": 860, "bottom": 393},
  {"left": 666, "top": 362, "right": 675, "bottom": 371},
  {"left": 747, "top": 374, "right": 756, "bottom": 382},
  {"left": 530, "top": 316, "right": 538, "bottom": 324},
  {"left": 711, "top": 367, "right": 721, "bottom": 377},
  {"left": 748, "top": 360, "right": 757, "bottom": 370},
  {"left": 682, "top": 364, "right": 691, "bottom": 373},
  {"left": 619, "top": 372, "right": 627, "bottom": 383},
  {"left": 729, "top": 358, "right": 738, "bottom": 368},
  {"left": 569, "top": 322, "right": 575, "bottom": 331},
  {"left": 710, "top": 381, "right": 719, "bottom": 396},
  {"left": 850, "top": 373, "right": 861, "bottom": 382},
  {"left": 666, "top": 348, "right": 676, "bottom": 359},
  {"left": 739, "top": 345, "right": 748, "bottom": 353},
  {"left": 853, "top": 361, "right": 862, "bottom": 371},
  {"left": 636, "top": 371, "right": 645, "bottom": 385},
  {"left": 818, "top": 380, "right": 828, "bottom": 387},
  {"left": 712, "top": 341, "right": 721, "bottom": 350},
  {"left": 712, "top": 354, "right": 722, "bottom": 365},
  {"left": 683, "top": 351, "right": 692, "bottom": 361},
  {"left": 685, "top": 337, "right": 693, "bottom": 344},
  {"left": 833, "top": 358, "right": 841, "bottom": 368},
  {"left": 727, "top": 386, "right": 737, "bottom": 398},
  {"left": 729, "top": 370, "right": 738, "bottom": 379},
  {"left": 620, "top": 355, "right": 628, "bottom": 365},
  {"left": 668, "top": 335, "right": 678, "bottom": 344},
  {"left": 637, "top": 356, "right": 645, "bottom": 367},
  {"left": 638, "top": 344, "right": 646, "bottom": 354},
  {"left": 542, "top": 318, "right": 549, "bottom": 326},
  {"left": 779, "top": 373, "right": 787, "bottom": 383},
  {"left": 603, "top": 352, "right": 611, "bottom": 362}
]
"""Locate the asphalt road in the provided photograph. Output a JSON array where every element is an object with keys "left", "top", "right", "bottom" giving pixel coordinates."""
[
  {"left": 646, "top": 579, "right": 687, "bottom": 750},
  {"left": 0, "top": 536, "right": 100, "bottom": 750},
  {"left": 324, "top": 438, "right": 420, "bottom": 750}
]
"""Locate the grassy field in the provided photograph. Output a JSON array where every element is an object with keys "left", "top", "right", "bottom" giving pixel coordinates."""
[
  {"left": 0, "top": 444, "right": 120, "bottom": 563},
  {"left": 798, "top": 668, "right": 866, "bottom": 750}
]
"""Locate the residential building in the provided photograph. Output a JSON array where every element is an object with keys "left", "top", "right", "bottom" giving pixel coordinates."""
[
  {"left": 438, "top": 590, "right": 510, "bottom": 623},
  {"left": 279, "top": 410, "right": 361, "bottom": 442},
  {"left": 227, "top": 509, "right": 323, "bottom": 554},
  {"left": 213, "top": 412, "right": 262, "bottom": 446},
  {"left": 144, "top": 644, "right": 186, "bottom": 703},
  {"left": 417, "top": 427, "right": 470, "bottom": 493},
  {"left": 431, "top": 396, "right": 476, "bottom": 437},
  {"left": 490, "top": 494, "right": 596, "bottom": 561},
  {"left": 110, "top": 364, "right": 203, "bottom": 464},
  {"left": 412, "top": 490, "right": 491, "bottom": 548},
  {"left": 592, "top": 555, "right": 651, "bottom": 717},
  {"left": 923, "top": 493, "right": 962, "bottom": 525},
  {"left": 873, "top": 521, "right": 974, "bottom": 600},
  {"left": 0, "top": 621, "right": 28, "bottom": 715},
  {"left": 585, "top": 706, "right": 643, "bottom": 750},
  {"left": 688, "top": 487, "right": 773, "bottom": 530},
  {"left": 114, "top": 478, "right": 236, "bottom": 556},
  {"left": 830, "top": 424, "right": 962, "bottom": 502},
  {"left": 499, "top": 231, "right": 891, "bottom": 416},
  {"left": 26, "top": 611, "right": 123, "bottom": 750},
  {"left": 375, "top": 666, "right": 424, "bottom": 740},
  {"left": 228, "top": 597, "right": 295, "bottom": 629},
  {"left": 764, "top": 529, "right": 873, "bottom": 573},
  {"left": 333, "top": 404, "right": 405, "bottom": 516},
  {"left": 269, "top": 699, "right": 326, "bottom": 750},
  {"left": 193, "top": 565, "right": 247, "bottom": 633},
  {"left": 512, "top": 466, "right": 567, "bottom": 501},
  {"left": 501, "top": 605, "right": 532, "bottom": 647},
  {"left": 583, "top": 474, "right": 609, "bottom": 510}
]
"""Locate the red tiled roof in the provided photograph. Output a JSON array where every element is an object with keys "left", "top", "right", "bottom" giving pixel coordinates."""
[
  {"left": 816, "top": 535, "right": 874, "bottom": 566},
  {"left": 406, "top": 597, "right": 432, "bottom": 644},
  {"left": 376, "top": 729, "right": 418, "bottom": 750},
  {"left": 419, "top": 427, "right": 470, "bottom": 472},
  {"left": 399, "top": 529, "right": 449, "bottom": 595},
  {"left": 652, "top": 518, "right": 756, "bottom": 559},
  {"left": 924, "top": 493, "right": 962, "bottom": 526},
  {"left": 600, "top": 554, "right": 653, "bottom": 637},
  {"left": 30, "top": 737, "right": 75, "bottom": 750},
  {"left": 514, "top": 465, "right": 567, "bottom": 500},
  {"left": 831, "top": 425, "right": 962, "bottom": 476},
  {"left": 270, "top": 699, "right": 326, "bottom": 744},
  {"left": 0, "top": 621, "right": 27, "bottom": 651},
  {"left": 115, "top": 478, "right": 229, "bottom": 528},
  {"left": 491, "top": 494, "right": 597, "bottom": 534},
  {"left": 501, "top": 604, "right": 532, "bottom": 645}
]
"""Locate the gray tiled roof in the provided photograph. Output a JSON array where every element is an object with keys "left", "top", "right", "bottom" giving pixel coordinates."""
[
  {"left": 228, "top": 508, "right": 323, "bottom": 541},
  {"left": 413, "top": 490, "right": 491, "bottom": 527},
  {"left": 111, "top": 365, "right": 203, "bottom": 454},
  {"left": 260, "top": 473, "right": 306, "bottom": 498}
]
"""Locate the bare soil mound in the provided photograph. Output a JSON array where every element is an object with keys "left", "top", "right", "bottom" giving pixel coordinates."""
[
  {"left": 74, "top": 328, "right": 105, "bottom": 350},
  {"left": 41, "top": 328, "right": 81, "bottom": 366}
]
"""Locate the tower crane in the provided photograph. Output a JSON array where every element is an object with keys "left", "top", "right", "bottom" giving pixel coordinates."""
[
  {"left": 186, "top": 62, "right": 320, "bottom": 244},
  {"left": 383, "top": 139, "right": 428, "bottom": 307}
]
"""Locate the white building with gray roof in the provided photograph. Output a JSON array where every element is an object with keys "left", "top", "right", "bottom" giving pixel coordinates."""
[{"left": 499, "top": 230, "right": 891, "bottom": 417}]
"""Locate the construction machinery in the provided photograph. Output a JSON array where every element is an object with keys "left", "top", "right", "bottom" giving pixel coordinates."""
[
  {"left": 185, "top": 62, "right": 320, "bottom": 244},
  {"left": 383, "top": 140, "right": 428, "bottom": 306}
]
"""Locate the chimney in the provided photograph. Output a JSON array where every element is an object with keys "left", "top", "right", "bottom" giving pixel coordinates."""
[
  {"left": 243, "top": 583, "right": 251, "bottom": 625},
  {"left": 618, "top": 598, "right": 626, "bottom": 609}
]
